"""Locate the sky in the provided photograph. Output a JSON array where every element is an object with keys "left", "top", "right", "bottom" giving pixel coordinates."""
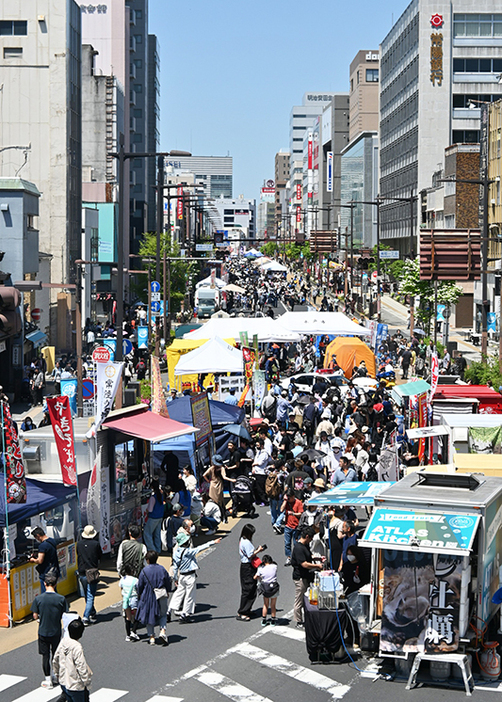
[{"left": 149, "top": 0, "right": 408, "bottom": 203}]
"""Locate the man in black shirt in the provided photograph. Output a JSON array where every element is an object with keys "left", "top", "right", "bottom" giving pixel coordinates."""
[
  {"left": 76, "top": 525, "right": 102, "bottom": 626},
  {"left": 30, "top": 527, "right": 60, "bottom": 592},
  {"left": 31, "top": 572, "right": 68, "bottom": 688},
  {"left": 291, "top": 526, "right": 322, "bottom": 628}
]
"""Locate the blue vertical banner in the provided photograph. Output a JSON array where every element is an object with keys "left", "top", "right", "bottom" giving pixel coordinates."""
[
  {"left": 375, "top": 323, "right": 389, "bottom": 351},
  {"left": 487, "top": 312, "right": 497, "bottom": 332},
  {"left": 137, "top": 326, "right": 149, "bottom": 350},
  {"left": 437, "top": 304, "right": 446, "bottom": 322},
  {"left": 60, "top": 378, "right": 78, "bottom": 417},
  {"left": 103, "top": 338, "right": 116, "bottom": 360}
]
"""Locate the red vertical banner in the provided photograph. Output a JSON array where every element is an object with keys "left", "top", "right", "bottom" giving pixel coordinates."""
[
  {"left": 308, "top": 136, "right": 313, "bottom": 170},
  {"left": 177, "top": 186, "right": 184, "bottom": 220},
  {"left": 296, "top": 183, "right": 301, "bottom": 201},
  {"left": 1, "top": 402, "right": 26, "bottom": 503},
  {"left": 417, "top": 392, "right": 428, "bottom": 463},
  {"left": 296, "top": 206, "right": 301, "bottom": 223},
  {"left": 47, "top": 396, "right": 77, "bottom": 486}
]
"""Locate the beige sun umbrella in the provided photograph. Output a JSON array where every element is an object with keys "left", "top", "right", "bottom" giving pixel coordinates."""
[{"left": 222, "top": 283, "right": 246, "bottom": 294}]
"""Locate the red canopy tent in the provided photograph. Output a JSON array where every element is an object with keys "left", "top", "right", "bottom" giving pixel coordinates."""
[
  {"left": 433, "top": 385, "right": 502, "bottom": 414},
  {"left": 102, "top": 406, "right": 198, "bottom": 442}
]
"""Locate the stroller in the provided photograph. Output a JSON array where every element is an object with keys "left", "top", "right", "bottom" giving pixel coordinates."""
[{"left": 231, "top": 474, "right": 256, "bottom": 518}]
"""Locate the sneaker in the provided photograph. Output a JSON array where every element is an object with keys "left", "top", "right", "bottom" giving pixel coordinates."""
[
  {"left": 271, "top": 618, "right": 277, "bottom": 627},
  {"left": 125, "top": 635, "right": 132, "bottom": 642},
  {"left": 261, "top": 618, "right": 269, "bottom": 627},
  {"left": 179, "top": 615, "right": 193, "bottom": 624},
  {"left": 272, "top": 525, "right": 281, "bottom": 535},
  {"left": 89, "top": 615, "right": 97, "bottom": 624},
  {"left": 130, "top": 631, "right": 140, "bottom": 641},
  {"left": 284, "top": 558, "right": 291, "bottom": 566},
  {"left": 82, "top": 618, "right": 90, "bottom": 627},
  {"left": 166, "top": 610, "right": 172, "bottom": 623},
  {"left": 159, "top": 629, "right": 169, "bottom": 645},
  {"left": 41, "top": 680, "right": 54, "bottom": 689},
  {"left": 149, "top": 637, "right": 156, "bottom": 646},
  {"left": 295, "top": 622, "right": 305, "bottom": 629},
  {"left": 206, "top": 529, "right": 216, "bottom": 536}
]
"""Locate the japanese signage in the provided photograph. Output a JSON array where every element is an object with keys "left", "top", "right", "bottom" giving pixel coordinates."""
[
  {"left": 327, "top": 152, "right": 333, "bottom": 193},
  {"left": 296, "top": 183, "right": 301, "bottom": 201},
  {"left": 151, "top": 355, "right": 169, "bottom": 417},
  {"left": 95, "top": 360, "right": 124, "bottom": 430},
  {"left": 177, "top": 187, "right": 184, "bottom": 220},
  {"left": 47, "top": 396, "right": 77, "bottom": 487},
  {"left": 430, "top": 351, "right": 439, "bottom": 398},
  {"left": 308, "top": 481, "right": 395, "bottom": 507},
  {"left": 80, "top": 3, "right": 107, "bottom": 12},
  {"left": 308, "top": 133, "right": 313, "bottom": 170},
  {"left": 430, "top": 31, "right": 443, "bottom": 86},
  {"left": 363, "top": 508, "right": 479, "bottom": 552},
  {"left": 417, "top": 391, "right": 428, "bottom": 462},
  {"left": 305, "top": 94, "right": 332, "bottom": 102},
  {"left": 242, "top": 347, "right": 256, "bottom": 385},
  {"left": 1, "top": 401, "right": 26, "bottom": 503},
  {"left": 296, "top": 205, "right": 301, "bottom": 223},
  {"left": 380, "top": 550, "right": 462, "bottom": 654},
  {"left": 253, "top": 370, "right": 267, "bottom": 411},
  {"left": 190, "top": 393, "right": 213, "bottom": 447}
]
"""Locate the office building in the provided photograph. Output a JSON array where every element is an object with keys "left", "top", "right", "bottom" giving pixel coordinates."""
[
  {"left": 379, "top": 0, "right": 502, "bottom": 251},
  {"left": 213, "top": 196, "right": 256, "bottom": 242},
  {"left": 341, "top": 132, "right": 379, "bottom": 248},
  {"left": 147, "top": 34, "right": 161, "bottom": 232},
  {"left": 165, "top": 156, "right": 233, "bottom": 199},
  {"left": 349, "top": 50, "right": 380, "bottom": 142},
  {"left": 0, "top": 1, "right": 82, "bottom": 318},
  {"left": 275, "top": 151, "right": 290, "bottom": 238},
  {"left": 257, "top": 180, "right": 276, "bottom": 240}
]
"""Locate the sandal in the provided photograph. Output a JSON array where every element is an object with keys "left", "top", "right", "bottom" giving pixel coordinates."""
[{"left": 236, "top": 614, "right": 251, "bottom": 621}]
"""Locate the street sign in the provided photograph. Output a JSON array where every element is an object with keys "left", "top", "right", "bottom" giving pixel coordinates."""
[
  {"left": 371, "top": 271, "right": 378, "bottom": 281},
  {"left": 92, "top": 346, "right": 111, "bottom": 363},
  {"left": 196, "top": 244, "right": 213, "bottom": 252},
  {"left": 151, "top": 280, "right": 161, "bottom": 293},
  {"left": 151, "top": 292, "right": 161, "bottom": 301},
  {"left": 151, "top": 300, "right": 161, "bottom": 316},
  {"left": 31, "top": 308, "right": 41, "bottom": 322},
  {"left": 379, "top": 250, "right": 400, "bottom": 260},
  {"left": 159, "top": 300, "right": 168, "bottom": 315},
  {"left": 122, "top": 338, "right": 133, "bottom": 355},
  {"left": 82, "top": 378, "right": 95, "bottom": 400}
]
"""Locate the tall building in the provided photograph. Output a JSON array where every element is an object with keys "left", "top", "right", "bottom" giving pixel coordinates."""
[
  {"left": 257, "top": 180, "right": 276, "bottom": 240},
  {"left": 212, "top": 196, "right": 256, "bottom": 242},
  {"left": 349, "top": 50, "right": 380, "bottom": 142},
  {"left": 165, "top": 156, "right": 233, "bottom": 199},
  {"left": 0, "top": 0, "right": 82, "bottom": 338},
  {"left": 274, "top": 151, "right": 289, "bottom": 238},
  {"left": 147, "top": 34, "right": 160, "bottom": 232},
  {"left": 379, "top": 0, "right": 502, "bottom": 251}
]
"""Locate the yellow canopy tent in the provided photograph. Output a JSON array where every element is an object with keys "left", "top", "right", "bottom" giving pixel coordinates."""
[
  {"left": 323, "top": 336, "right": 376, "bottom": 378},
  {"left": 165, "top": 337, "right": 236, "bottom": 390}
]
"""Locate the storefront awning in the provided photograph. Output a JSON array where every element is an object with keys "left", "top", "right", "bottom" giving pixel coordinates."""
[
  {"left": 26, "top": 330, "right": 47, "bottom": 348},
  {"left": 359, "top": 507, "right": 480, "bottom": 554},
  {"left": 102, "top": 408, "right": 198, "bottom": 443},
  {"left": 406, "top": 426, "right": 450, "bottom": 440},
  {"left": 0, "top": 476, "right": 77, "bottom": 526},
  {"left": 306, "top": 481, "right": 395, "bottom": 506},
  {"left": 391, "top": 379, "right": 430, "bottom": 405}
]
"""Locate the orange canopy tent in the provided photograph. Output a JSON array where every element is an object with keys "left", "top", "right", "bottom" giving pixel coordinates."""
[{"left": 323, "top": 336, "right": 376, "bottom": 378}]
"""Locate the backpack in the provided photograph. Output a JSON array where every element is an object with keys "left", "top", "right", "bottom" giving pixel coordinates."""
[
  {"left": 265, "top": 473, "right": 281, "bottom": 499},
  {"left": 366, "top": 466, "right": 378, "bottom": 482}
]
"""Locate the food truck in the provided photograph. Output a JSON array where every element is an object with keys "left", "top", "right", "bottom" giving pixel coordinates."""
[{"left": 359, "top": 471, "right": 502, "bottom": 664}]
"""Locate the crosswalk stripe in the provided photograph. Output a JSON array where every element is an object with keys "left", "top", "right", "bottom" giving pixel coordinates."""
[
  {"left": 0, "top": 675, "right": 26, "bottom": 692},
  {"left": 231, "top": 642, "right": 351, "bottom": 700},
  {"left": 193, "top": 667, "right": 273, "bottom": 702},
  {"left": 90, "top": 688, "right": 128, "bottom": 702},
  {"left": 267, "top": 626, "right": 305, "bottom": 641},
  {"left": 11, "top": 688, "right": 61, "bottom": 702},
  {"left": 145, "top": 697, "right": 184, "bottom": 702}
]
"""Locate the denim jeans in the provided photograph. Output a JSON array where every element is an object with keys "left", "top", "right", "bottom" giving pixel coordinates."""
[
  {"left": 144, "top": 516, "right": 163, "bottom": 553},
  {"left": 62, "top": 686, "right": 90, "bottom": 702},
  {"left": 269, "top": 498, "right": 281, "bottom": 525},
  {"left": 200, "top": 515, "right": 219, "bottom": 530},
  {"left": 273, "top": 511, "right": 285, "bottom": 528},
  {"left": 284, "top": 526, "right": 298, "bottom": 558},
  {"left": 78, "top": 575, "right": 97, "bottom": 620},
  {"left": 146, "top": 597, "right": 168, "bottom": 636}
]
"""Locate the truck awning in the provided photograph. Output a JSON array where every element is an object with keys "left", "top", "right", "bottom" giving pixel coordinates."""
[
  {"left": 306, "top": 481, "right": 395, "bottom": 506},
  {"left": 359, "top": 507, "right": 481, "bottom": 554},
  {"left": 103, "top": 408, "right": 197, "bottom": 443}
]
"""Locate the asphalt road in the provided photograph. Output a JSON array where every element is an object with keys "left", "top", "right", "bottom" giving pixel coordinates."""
[{"left": 0, "top": 507, "right": 491, "bottom": 702}]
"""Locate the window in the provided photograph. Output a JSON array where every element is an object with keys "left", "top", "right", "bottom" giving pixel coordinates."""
[
  {"left": 366, "top": 68, "right": 379, "bottom": 82},
  {"left": 453, "top": 94, "right": 498, "bottom": 108},
  {"left": 133, "top": 59, "right": 142, "bottom": 68},
  {"left": 134, "top": 34, "right": 142, "bottom": 44},
  {"left": 0, "top": 20, "right": 27, "bottom": 35},
  {"left": 3, "top": 47, "right": 22, "bottom": 58},
  {"left": 350, "top": 79, "right": 354, "bottom": 92},
  {"left": 133, "top": 83, "right": 142, "bottom": 92},
  {"left": 454, "top": 13, "right": 502, "bottom": 38},
  {"left": 135, "top": 9, "right": 143, "bottom": 19},
  {"left": 453, "top": 57, "right": 502, "bottom": 72},
  {"left": 452, "top": 129, "right": 480, "bottom": 143},
  {"left": 133, "top": 108, "right": 142, "bottom": 118},
  {"left": 357, "top": 70, "right": 360, "bottom": 84}
]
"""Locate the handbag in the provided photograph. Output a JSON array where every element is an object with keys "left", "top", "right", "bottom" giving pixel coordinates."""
[
  {"left": 85, "top": 567, "right": 100, "bottom": 584},
  {"left": 144, "top": 571, "right": 169, "bottom": 600},
  {"left": 250, "top": 556, "right": 262, "bottom": 569}
]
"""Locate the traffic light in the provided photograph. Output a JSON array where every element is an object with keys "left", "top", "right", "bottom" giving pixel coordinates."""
[
  {"left": 357, "top": 256, "right": 375, "bottom": 270},
  {"left": 0, "top": 287, "right": 22, "bottom": 335}
]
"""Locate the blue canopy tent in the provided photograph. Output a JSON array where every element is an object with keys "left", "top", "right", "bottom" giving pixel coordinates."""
[{"left": 0, "top": 475, "right": 77, "bottom": 526}]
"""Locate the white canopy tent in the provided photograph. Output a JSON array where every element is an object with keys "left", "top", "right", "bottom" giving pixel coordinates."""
[
  {"left": 278, "top": 311, "right": 372, "bottom": 337},
  {"left": 195, "top": 275, "right": 226, "bottom": 289},
  {"left": 183, "top": 316, "right": 302, "bottom": 343},
  {"left": 255, "top": 257, "right": 272, "bottom": 267},
  {"left": 174, "top": 336, "right": 243, "bottom": 376},
  {"left": 262, "top": 260, "right": 288, "bottom": 273}
]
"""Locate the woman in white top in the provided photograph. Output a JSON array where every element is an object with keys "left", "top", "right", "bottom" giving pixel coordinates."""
[
  {"left": 237, "top": 523, "right": 265, "bottom": 621},
  {"left": 182, "top": 466, "right": 197, "bottom": 494},
  {"left": 254, "top": 555, "right": 279, "bottom": 627}
]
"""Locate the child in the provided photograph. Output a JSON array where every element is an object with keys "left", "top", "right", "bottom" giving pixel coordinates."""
[
  {"left": 254, "top": 554, "right": 280, "bottom": 627},
  {"left": 120, "top": 563, "right": 140, "bottom": 641}
]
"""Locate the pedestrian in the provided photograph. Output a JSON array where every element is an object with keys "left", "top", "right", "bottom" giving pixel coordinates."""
[
  {"left": 251, "top": 437, "right": 270, "bottom": 506},
  {"left": 254, "top": 554, "right": 280, "bottom": 627},
  {"left": 200, "top": 493, "right": 222, "bottom": 535},
  {"left": 119, "top": 563, "right": 140, "bottom": 642},
  {"left": 31, "top": 572, "right": 68, "bottom": 689},
  {"left": 136, "top": 550, "right": 171, "bottom": 646},
  {"left": 169, "top": 531, "right": 222, "bottom": 623},
  {"left": 291, "top": 526, "right": 323, "bottom": 628},
  {"left": 53, "top": 618, "right": 92, "bottom": 702},
  {"left": 116, "top": 524, "right": 147, "bottom": 578},
  {"left": 203, "top": 455, "right": 233, "bottom": 522},
  {"left": 76, "top": 524, "right": 102, "bottom": 626},
  {"left": 237, "top": 523, "right": 265, "bottom": 621},
  {"left": 281, "top": 489, "right": 304, "bottom": 566},
  {"left": 30, "top": 526, "right": 60, "bottom": 592},
  {"left": 401, "top": 346, "right": 412, "bottom": 379},
  {"left": 143, "top": 477, "right": 164, "bottom": 553},
  {"left": 21, "top": 415, "right": 36, "bottom": 432}
]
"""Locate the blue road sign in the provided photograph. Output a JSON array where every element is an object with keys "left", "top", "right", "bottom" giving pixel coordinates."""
[
  {"left": 151, "top": 280, "right": 161, "bottom": 293},
  {"left": 82, "top": 378, "right": 95, "bottom": 400},
  {"left": 122, "top": 338, "right": 133, "bottom": 355},
  {"left": 151, "top": 300, "right": 161, "bottom": 314}
]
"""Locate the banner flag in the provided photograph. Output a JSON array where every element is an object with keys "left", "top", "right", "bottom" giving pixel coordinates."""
[
  {"left": 95, "top": 361, "right": 124, "bottom": 430},
  {"left": 1, "top": 401, "right": 27, "bottom": 503},
  {"left": 47, "top": 396, "right": 77, "bottom": 486},
  {"left": 151, "top": 355, "right": 169, "bottom": 417}
]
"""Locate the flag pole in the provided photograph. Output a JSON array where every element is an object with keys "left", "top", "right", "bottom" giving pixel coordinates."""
[{"left": 1, "top": 400, "right": 12, "bottom": 627}]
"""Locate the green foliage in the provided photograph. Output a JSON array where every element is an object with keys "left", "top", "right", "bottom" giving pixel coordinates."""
[
  {"left": 389, "top": 259, "right": 405, "bottom": 281},
  {"left": 260, "top": 242, "right": 277, "bottom": 257},
  {"left": 136, "top": 378, "right": 152, "bottom": 404},
  {"left": 464, "top": 356, "right": 502, "bottom": 388}
]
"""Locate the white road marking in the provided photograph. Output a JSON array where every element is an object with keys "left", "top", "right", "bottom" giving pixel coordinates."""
[
  {"left": 193, "top": 668, "right": 273, "bottom": 702},
  {"left": 90, "top": 688, "right": 128, "bottom": 702},
  {"left": 266, "top": 625, "right": 305, "bottom": 641},
  {"left": 11, "top": 688, "right": 61, "bottom": 702},
  {"left": 230, "top": 642, "right": 351, "bottom": 699},
  {"left": 0, "top": 675, "right": 26, "bottom": 692},
  {"left": 145, "top": 697, "right": 184, "bottom": 702}
]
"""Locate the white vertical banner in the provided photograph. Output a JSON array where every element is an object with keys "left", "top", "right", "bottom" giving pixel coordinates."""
[
  {"left": 327, "top": 151, "right": 333, "bottom": 193},
  {"left": 95, "top": 361, "right": 124, "bottom": 430}
]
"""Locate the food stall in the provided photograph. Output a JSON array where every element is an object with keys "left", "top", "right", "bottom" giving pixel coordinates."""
[
  {"left": 358, "top": 471, "right": 502, "bottom": 676},
  {"left": 0, "top": 476, "right": 78, "bottom": 627},
  {"left": 433, "top": 385, "right": 502, "bottom": 415}
]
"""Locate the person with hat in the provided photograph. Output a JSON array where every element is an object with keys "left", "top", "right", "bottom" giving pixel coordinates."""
[
  {"left": 76, "top": 525, "right": 102, "bottom": 626},
  {"left": 312, "top": 478, "right": 326, "bottom": 496},
  {"left": 169, "top": 531, "right": 222, "bottom": 623},
  {"left": 167, "top": 388, "right": 178, "bottom": 403},
  {"left": 224, "top": 387, "right": 239, "bottom": 406},
  {"left": 276, "top": 390, "right": 294, "bottom": 425}
]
